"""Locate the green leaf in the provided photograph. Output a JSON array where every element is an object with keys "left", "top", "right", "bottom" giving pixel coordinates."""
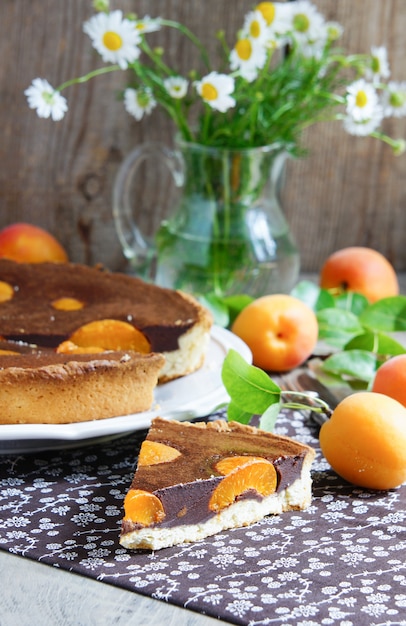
[
  {"left": 227, "top": 401, "right": 253, "bottom": 425},
  {"left": 291, "top": 280, "right": 334, "bottom": 311},
  {"left": 360, "top": 296, "right": 406, "bottom": 331},
  {"left": 198, "top": 293, "right": 254, "bottom": 328},
  {"left": 317, "top": 308, "right": 364, "bottom": 348},
  {"left": 222, "top": 294, "right": 254, "bottom": 327},
  {"left": 321, "top": 349, "right": 378, "bottom": 383},
  {"left": 259, "top": 402, "right": 281, "bottom": 432},
  {"left": 345, "top": 330, "right": 406, "bottom": 357},
  {"left": 335, "top": 292, "right": 369, "bottom": 316},
  {"left": 198, "top": 294, "right": 229, "bottom": 328},
  {"left": 221, "top": 349, "right": 281, "bottom": 415}
]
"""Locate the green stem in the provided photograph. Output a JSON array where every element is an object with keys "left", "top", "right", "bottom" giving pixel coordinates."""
[
  {"left": 280, "top": 390, "right": 333, "bottom": 418},
  {"left": 57, "top": 65, "right": 121, "bottom": 92},
  {"left": 158, "top": 19, "right": 211, "bottom": 69}
]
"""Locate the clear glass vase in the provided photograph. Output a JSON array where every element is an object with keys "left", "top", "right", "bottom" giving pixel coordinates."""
[{"left": 113, "top": 139, "right": 300, "bottom": 299}]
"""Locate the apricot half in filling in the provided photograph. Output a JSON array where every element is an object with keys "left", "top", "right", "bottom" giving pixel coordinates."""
[
  {"left": 51, "top": 297, "right": 84, "bottom": 311},
  {"left": 56, "top": 319, "right": 151, "bottom": 354},
  {"left": 123, "top": 489, "right": 165, "bottom": 526},
  {"left": 0, "top": 281, "right": 13, "bottom": 303},
  {"left": 209, "top": 457, "right": 277, "bottom": 512},
  {"left": 138, "top": 440, "right": 181, "bottom": 466}
]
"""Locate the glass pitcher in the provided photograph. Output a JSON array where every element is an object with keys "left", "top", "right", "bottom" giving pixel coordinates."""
[{"left": 113, "top": 138, "right": 300, "bottom": 298}]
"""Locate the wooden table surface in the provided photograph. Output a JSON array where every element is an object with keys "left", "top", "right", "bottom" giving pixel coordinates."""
[{"left": 1, "top": 274, "right": 405, "bottom": 626}]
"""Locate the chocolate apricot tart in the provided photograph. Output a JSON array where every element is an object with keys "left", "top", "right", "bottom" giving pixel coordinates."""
[
  {"left": 120, "top": 417, "right": 316, "bottom": 550},
  {"left": 0, "top": 260, "right": 212, "bottom": 424}
]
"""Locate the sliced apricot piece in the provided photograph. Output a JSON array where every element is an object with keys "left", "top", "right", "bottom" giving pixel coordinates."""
[
  {"left": 138, "top": 440, "right": 181, "bottom": 466},
  {"left": 215, "top": 455, "right": 268, "bottom": 475},
  {"left": 56, "top": 340, "right": 105, "bottom": 354},
  {"left": 69, "top": 319, "right": 151, "bottom": 353},
  {"left": 123, "top": 489, "right": 165, "bottom": 526},
  {"left": 0, "top": 349, "right": 19, "bottom": 355},
  {"left": 52, "top": 297, "right": 84, "bottom": 311},
  {"left": 0, "top": 281, "right": 13, "bottom": 303},
  {"left": 209, "top": 458, "right": 277, "bottom": 512}
]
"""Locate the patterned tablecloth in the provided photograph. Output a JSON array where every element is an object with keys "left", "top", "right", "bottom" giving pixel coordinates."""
[{"left": 0, "top": 407, "right": 405, "bottom": 626}]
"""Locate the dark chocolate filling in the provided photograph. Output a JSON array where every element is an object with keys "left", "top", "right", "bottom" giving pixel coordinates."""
[
  {"left": 0, "top": 259, "right": 200, "bottom": 352},
  {"left": 122, "top": 454, "right": 304, "bottom": 533}
]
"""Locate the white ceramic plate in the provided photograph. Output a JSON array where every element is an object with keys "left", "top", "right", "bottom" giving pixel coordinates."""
[{"left": 0, "top": 326, "right": 251, "bottom": 454}]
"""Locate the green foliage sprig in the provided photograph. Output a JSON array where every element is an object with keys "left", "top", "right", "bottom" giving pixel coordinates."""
[
  {"left": 221, "top": 348, "right": 332, "bottom": 431},
  {"left": 291, "top": 280, "right": 406, "bottom": 389}
]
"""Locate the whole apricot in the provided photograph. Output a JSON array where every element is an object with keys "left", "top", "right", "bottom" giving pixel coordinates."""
[
  {"left": 231, "top": 294, "right": 318, "bottom": 372},
  {"left": 319, "top": 246, "right": 398, "bottom": 303},
  {"left": 319, "top": 391, "right": 406, "bottom": 490},
  {"left": 0, "top": 222, "right": 68, "bottom": 263},
  {"left": 371, "top": 354, "right": 406, "bottom": 407}
]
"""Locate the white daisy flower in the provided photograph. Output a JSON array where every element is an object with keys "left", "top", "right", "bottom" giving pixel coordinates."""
[
  {"left": 124, "top": 87, "right": 156, "bottom": 120},
  {"left": 382, "top": 81, "right": 406, "bottom": 118},
  {"left": 242, "top": 10, "right": 269, "bottom": 44},
  {"left": 194, "top": 72, "right": 236, "bottom": 112},
  {"left": 25, "top": 78, "right": 68, "bottom": 121},
  {"left": 134, "top": 15, "right": 161, "bottom": 34},
  {"left": 343, "top": 109, "right": 383, "bottom": 136},
  {"left": 255, "top": 2, "right": 291, "bottom": 48},
  {"left": 83, "top": 10, "right": 141, "bottom": 70},
  {"left": 366, "top": 46, "right": 390, "bottom": 84},
  {"left": 325, "top": 21, "right": 344, "bottom": 42},
  {"left": 285, "top": 0, "right": 326, "bottom": 47},
  {"left": 163, "top": 76, "right": 188, "bottom": 99},
  {"left": 345, "top": 79, "right": 381, "bottom": 122},
  {"left": 230, "top": 38, "right": 267, "bottom": 82}
]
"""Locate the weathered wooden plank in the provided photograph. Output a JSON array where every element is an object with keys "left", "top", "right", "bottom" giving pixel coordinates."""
[{"left": 1, "top": 0, "right": 405, "bottom": 273}]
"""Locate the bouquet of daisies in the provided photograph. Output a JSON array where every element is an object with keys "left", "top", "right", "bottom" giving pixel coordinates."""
[{"left": 25, "top": 0, "right": 406, "bottom": 155}]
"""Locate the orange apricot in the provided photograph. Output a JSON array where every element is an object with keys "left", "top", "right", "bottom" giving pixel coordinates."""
[
  {"left": 56, "top": 340, "right": 105, "bottom": 355},
  {"left": 0, "top": 223, "right": 68, "bottom": 264},
  {"left": 371, "top": 354, "right": 406, "bottom": 407},
  {"left": 209, "top": 458, "right": 277, "bottom": 512},
  {"left": 51, "top": 297, "right": 84, "bottom": 311},
  {"left": 214, "top": 455, "right": 268, "bottom": 475},
  {"left": 231, "top": 294, "right": 318, "bottom": 372},
  {"left": 123, "top": 489, "right": 165, "bottom": 526},
  {"left": 319, "top": 391, "right": 406, "bottom": 490},
  {"left": 319, "top": 246, "right": 399, "bottom": 303},
  {"left": 68, "top": 319, "right": 151, "bottom": 353},
  {"left": 0, "top": 281, "right": 13, "bottom": 303},
  {"left": 138, "top": 440, "right": 181, "bottom": 466}
]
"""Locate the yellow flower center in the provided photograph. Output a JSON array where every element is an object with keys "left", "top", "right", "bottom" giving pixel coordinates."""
[
  {"left": 102, "top": 31, "right": 123, "bottom": 51},
  {"left": 256, "top": 2, "right": 276, "bottom": 26},
  {"left": 356, "top": 90, "right": 368, "bottom": 108},
  {"left": 201, "top": 82, "right": 218, "bottom": 101},
  {"left": 235, "top": 39, "right": 253, "bottom": 61},
  {"left": 250, "top": 19, "right": 261, "bottom": 39},
  {"left": 293, "top": 13, "right": 310, "bottom": 33}
]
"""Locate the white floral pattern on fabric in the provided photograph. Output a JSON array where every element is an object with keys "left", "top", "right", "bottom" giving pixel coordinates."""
[{"left": 0, "top": 408, "right": 405, "bottom": 626}]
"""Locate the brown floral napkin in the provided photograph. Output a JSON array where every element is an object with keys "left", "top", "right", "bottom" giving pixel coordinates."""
[{"left": 0, "top": 408, "right": 405, "bottom": 626}]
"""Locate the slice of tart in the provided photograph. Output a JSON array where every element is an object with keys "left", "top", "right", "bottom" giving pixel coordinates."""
[{"left": 120, "top": 417, "right": 316, "bottom": 551}]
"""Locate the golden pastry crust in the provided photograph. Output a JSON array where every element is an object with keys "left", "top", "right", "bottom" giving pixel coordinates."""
[{"left": 0, "top": 351, "right": 165, "bottom": 425}]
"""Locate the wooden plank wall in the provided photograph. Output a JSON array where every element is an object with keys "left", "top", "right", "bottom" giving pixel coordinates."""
[{"left": 1, "top": 0, "right": 405, "bottom": 274}]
